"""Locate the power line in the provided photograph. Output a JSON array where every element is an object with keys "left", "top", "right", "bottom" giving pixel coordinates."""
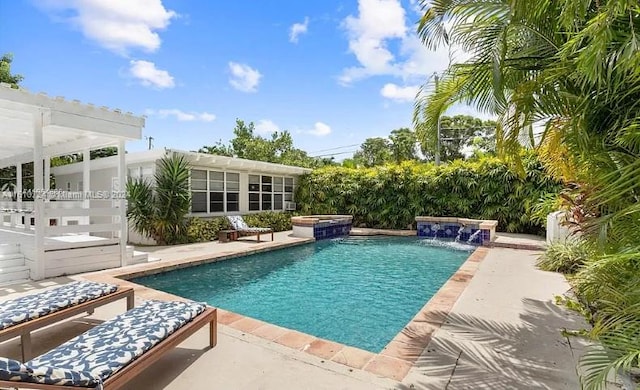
[
  {"left": 309, "top": 143, "right": 361, "bottom": 154},
  {"left": 311, "top": 150, "right": 359, "bottom": 158}
]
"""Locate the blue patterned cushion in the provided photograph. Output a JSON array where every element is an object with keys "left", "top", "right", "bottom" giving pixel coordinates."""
[
  {"left": 227, "top": 215, "right": 249, "bottom": 230},
  {"left": 0, "top": 281, "right": 118, "bottom": 331},
  {"left": 227, "top": 216, "right": 271, "bottom": 232},
  {"left": 0, "top": 357, "right": 101, "bottom": 388},
  {"left": 0, "top": 357, "right": 31, "bottom": 382},
  {"left": 27, "top": 300, "right": 206, "bottom": 383}
]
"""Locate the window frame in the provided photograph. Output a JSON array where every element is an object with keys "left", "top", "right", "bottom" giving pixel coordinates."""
[{"left": 190, "top": 169, "right": 241, "bottom": 214}]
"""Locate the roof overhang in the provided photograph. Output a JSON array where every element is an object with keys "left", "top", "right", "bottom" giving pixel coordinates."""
[
  {"left": 51, "top": 149, "right": 313, "bottom": 176},
  {"left": 0, "top": 83, "right": 144, "bottom": 168},
  {"left": 178, "top": 150, "right": 312, "bottom": 175}
]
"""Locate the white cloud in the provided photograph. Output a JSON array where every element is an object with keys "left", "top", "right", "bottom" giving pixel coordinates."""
[
  {"left": 339, "top": 0, "right": 458, "bottom": 85},
  {"left": 306, "top": 122, "right": 332, "bottom": 136},
  {"left": 255, "top": 119, "right": 280, "bottom": 134},
  {"left": 289, "top": 17, "right": 309, "bottom": 43},
  {"left": 129, "top": 60, "right": 175, "bottom": 88},
  {"left": 39, "top": 0, "right": 177, "bottom": 55},
  {"left": 380, "top": 83, "right": 419, "bottom": 102},
  {"left": 145, "top": 109, "right": 216, "bottom": 122},
  {"left": 228, "top": 62, "right": 262, "bottom": 93}
]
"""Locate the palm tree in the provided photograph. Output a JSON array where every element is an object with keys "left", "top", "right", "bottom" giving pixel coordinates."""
[
  {"left": 414, "top": 1, "right": 640, "bottom": 388},
  {"left": 126, "top": 153, "right": 191, "bottom": 245}
]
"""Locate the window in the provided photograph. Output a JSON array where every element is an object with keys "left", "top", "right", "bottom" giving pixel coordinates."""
[
  {"left": 191, "top": 169, "right": 240, "bottom": 213},
  {"left": 226, "top": 173, "right": 240, "bottom": 212},
  {"left": 191, "top": 170, "right": 208, "bottom": 213},
  {"left": 209, "top": 171, "right": 224, "bottom": 212},
  {"left": 249, "top": 175, "right": 260, "bottom": 192},
  {"left": 77, "top": 181, "right": 83, "bottom": 191},
  {"left": 284, "top": 178, "right": 294, "bottom": 202},
  {"left": 249, "top": 193, "right": 260, "bottom": 211},
  {"left": 274, "top": 193, "right": 283, "bottom": 210},
  {"left": 247, "top": 175, "right": 294, "bottom": 211},
  {"left": 261, "top": 175, "right": 272, "bottom": 192}
]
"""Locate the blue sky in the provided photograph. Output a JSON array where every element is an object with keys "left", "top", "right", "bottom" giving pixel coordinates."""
[{"left": 0, "top": 0, "right": 487, "bottom": 158}]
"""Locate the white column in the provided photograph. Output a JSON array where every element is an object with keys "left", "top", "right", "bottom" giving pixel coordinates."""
[
  {"left": 33, "top": 110, "right": 45, "bottom": 280},
  {"left": 82, "top": 149, "right": 91, "bottom": 218},
  {"left": 13, "top": 163, "right": 22, "bottom": 227},
  {"left": 44, "top": 156, "right": 50, "bottom": 192},
  {"left": 117, "top": 140, "right": 127, "bottom": 266}
]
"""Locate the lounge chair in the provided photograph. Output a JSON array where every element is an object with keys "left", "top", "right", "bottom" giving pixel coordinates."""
[
  {"left": 0, "top": 300, "right": 217, "bottom": 390},
  {"left": 226, "top": 215, "right": 274, "bottom": 242},
  {"left": 0, "top": 281, "right": 134, "bottom": 361}
]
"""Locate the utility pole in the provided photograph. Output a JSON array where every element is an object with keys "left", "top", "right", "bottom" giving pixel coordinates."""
[
  {"left": 146, "top": 136, "right": 154, "bottom": 150},
  {"left": 434, "top": 74, "right": 441, "bottom": 166}
]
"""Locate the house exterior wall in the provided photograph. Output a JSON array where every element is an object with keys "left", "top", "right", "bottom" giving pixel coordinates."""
[{"left": 51, "top": 150, "right": 310, "bottom": 244}]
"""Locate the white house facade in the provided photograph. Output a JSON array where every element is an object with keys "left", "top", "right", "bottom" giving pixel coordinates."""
[{"left": 51, "top": 149, "right": 312, "bottom": 244}]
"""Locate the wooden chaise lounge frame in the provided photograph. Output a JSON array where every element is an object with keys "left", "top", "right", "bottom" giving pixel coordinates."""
[
  {"left": 238, "top": 228, "right": 274, "bottom": 242},
  {"left": 0, "top": 286, "right": 135, "bottom": 362},
  {"left": 0, "top": 307, "right": 217, "bottom": 390}
]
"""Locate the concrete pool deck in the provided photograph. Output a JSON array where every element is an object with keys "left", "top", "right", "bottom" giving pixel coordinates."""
[{"left": 0, "top": 232, "right": 589, "bottom": 389}]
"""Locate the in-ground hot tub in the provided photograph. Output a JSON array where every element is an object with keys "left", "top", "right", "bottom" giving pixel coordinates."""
[
  {"left": 415, "top": 216, "right": 498, "bottom": 246},
  {"left": 291, "top": 215, "right": 353, "bottom": 240}
]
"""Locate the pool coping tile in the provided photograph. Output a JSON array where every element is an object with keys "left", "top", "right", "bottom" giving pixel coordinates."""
[
  {"left": 251, "top": 324, "right": 290, "bottom": 341},
  {"left": 363, "top": 354, "right": 413, "bottom": 381},
  {"left": 306, "top": 339, "right": 344, "bottom": 360},
  {"left": 274, "top": 330, "right": 317, "bottom": 350},
  {"left": 330, "top": 346, "right": 376, "bottom": 369},
  {"left": 80, "top": 238, "right": 490, "bottom": 383},
  {"left": 229, "top": 317, "right": 266, "bottom": 333}
]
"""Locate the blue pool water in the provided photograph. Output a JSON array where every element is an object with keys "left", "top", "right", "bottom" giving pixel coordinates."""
[{"left": 133, "top": 236, "right": 472, "bottom": 352}]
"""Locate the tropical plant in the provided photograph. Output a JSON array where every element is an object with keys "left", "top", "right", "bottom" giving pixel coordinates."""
[
  {"left": 538, "top": 240, "right": 592, "bottom": 274},
  {"left": 296, "top": 155, "right": 560, "bottom": 234},
  {"left": 126, "top": 154, "right": 191, "bottom": 245},
  {"left": 414, "top": 0, "right": 640, "bottom": 387}
]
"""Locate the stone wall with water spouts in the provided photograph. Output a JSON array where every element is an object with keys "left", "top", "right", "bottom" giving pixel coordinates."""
[{"left": 415, "top": 217, "right": 498, "bottom": 246}]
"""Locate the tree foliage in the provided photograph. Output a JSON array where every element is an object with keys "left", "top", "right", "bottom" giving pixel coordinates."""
[
  {"left": 414, "top": 0, "right": 640, "bottom": 387},
  {"left": 435, "top": 116, "right": 496, "bottom": 162},
  {"left": 0, "top": 53, "right": 23, "bottom": 87},
  {"left": 352, "top": 137, "right": 393, "bottom": 167},
  {"left": 198, "top": 119, "right": 334, "bottom": 168}
]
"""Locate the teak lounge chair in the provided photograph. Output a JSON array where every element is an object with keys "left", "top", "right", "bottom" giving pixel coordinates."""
[
  {"left": 0, "top": 281, "right": 134, "bottom": 361},
  {"left": 0, "top": 300, "right": 217, "bottom": 390},
  {"left": 226, "top": 215, "right": 274, "bottom": 242}
]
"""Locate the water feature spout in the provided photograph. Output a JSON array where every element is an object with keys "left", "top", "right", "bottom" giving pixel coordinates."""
[
  {"left": 431, "top": 223, "right": 440, "bottom": 240},
  {"left": 467, "top": 229, "right": 482, "bottom": 244},
  {"left": 455, "top": 223, "right": 466, "bottom": 242}
]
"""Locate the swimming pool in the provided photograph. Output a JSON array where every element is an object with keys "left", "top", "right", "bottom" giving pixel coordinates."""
[{"left": 133, "top": 236, "right": 472, "bottom": 352}]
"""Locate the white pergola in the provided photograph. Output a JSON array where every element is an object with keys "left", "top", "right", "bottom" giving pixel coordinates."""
[{"left": 0, "top": 83, "right": 144, "bottom": 280}]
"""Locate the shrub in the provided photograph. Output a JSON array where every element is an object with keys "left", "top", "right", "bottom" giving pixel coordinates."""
[
  {"left": 295, "top": 155, "right": 561, "bottom": 234},
  {"left": 186, "top": 212, "right": 293, "bottom": 243},
  {"left": 243, "top": 211, "right": 293, "bottom": 232},
  {"left": 537, "top": 240, "right": 591, "bottom": 274},
  {"left": 186, "top": 217, "right": 227, "bottom": 243}
]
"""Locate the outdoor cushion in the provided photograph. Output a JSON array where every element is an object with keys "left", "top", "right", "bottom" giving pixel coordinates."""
[
  {"left": 0, "top": 357, "right": 101, "bottom": 388},
  {"left": 227, "top": 215, "right": 272, "bottom": 232},
  {"left": 0, "top": 281, "right": 118, "bottom": 330},
  {"left": 26, "top": 300, "right": 206, "bottom": 384}
]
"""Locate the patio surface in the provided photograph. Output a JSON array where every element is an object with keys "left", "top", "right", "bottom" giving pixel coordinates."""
[{"left": 0, "top": 232, "right": 589, "bottom": 389}]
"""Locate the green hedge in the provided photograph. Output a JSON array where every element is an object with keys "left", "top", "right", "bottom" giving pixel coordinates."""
[
  {"left": 295, "top": 156, "right": 561, "bottom": 234},
  {"left": 186, "top": 212, "right": 293, "bottom": 243}
]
